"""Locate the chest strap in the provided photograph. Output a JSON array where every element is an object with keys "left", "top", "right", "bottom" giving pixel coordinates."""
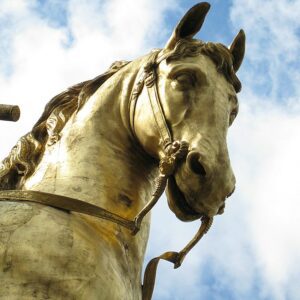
[
  {"left": 0, "top": 188, "right": 212, "bottom": 300},
  {"left": 0, "top": 189, "right": 136, "bottom": 231}
]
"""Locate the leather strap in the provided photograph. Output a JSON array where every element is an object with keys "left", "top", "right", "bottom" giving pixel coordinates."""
[
  {"left": 0, "top": 190, "right": 135, "bottom": 231},
  {"left": 142, "top": 216, "right": 213, "bottom": 300},
  {"left": 144, "top": 51, "right": 172, "bottom": 149},
  {"left": 129, "top": 50, "right": 173, "bottom": 151}
]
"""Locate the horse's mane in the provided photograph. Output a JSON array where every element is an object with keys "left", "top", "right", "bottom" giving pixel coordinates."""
[
  {"left": 0, "top": 39, "right": 241, "bottom": 190},
  {"left": 0, "top": 60, "right": 130, "bottom": 189}
]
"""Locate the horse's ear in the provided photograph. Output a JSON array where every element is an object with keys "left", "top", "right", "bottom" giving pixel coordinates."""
[
  {"left": 229, "top": 29, "right": 246, "bottom": 72},
  {"left": 165, "top": 2, "right": 211, "bottom": 50}
]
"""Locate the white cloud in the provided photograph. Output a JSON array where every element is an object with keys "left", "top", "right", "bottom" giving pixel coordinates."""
[
  {"left": 230, "top": 0, "right": 300, "bottom": 101},
  {"left": 145, "top": 1, "right": 300, "bottom": 299},
  {"left": 1, "top": 1, "right": 300, "bottom": 300},
  {"left": 228, "top": 1, "right": 300, "bottom": 298},
  {"left": 230, "top": 98, "right": 300, "bottom": 300},
  {"left": 0, "top": 0, "right": 178, "bottom": 154},
  {"left": 146, "top": 93, "right": 300, "bottom": 300}
]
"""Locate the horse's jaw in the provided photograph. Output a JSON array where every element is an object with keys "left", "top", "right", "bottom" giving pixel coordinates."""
[
  {"left": 166, "top": 175, "right": 202, "bottom": 221},
  {"left": 166, "top": 168, "right": 228, "bottom": 221}
]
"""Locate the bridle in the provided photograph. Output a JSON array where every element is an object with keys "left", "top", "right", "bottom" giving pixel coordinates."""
[
  {"left": 128, "top": 50, "right": 214, "bottom": 299},
  {"left": 0, "top": 50, "right": 213, "bottom": 300},
  {"left": 129, "top": 50, "right": 173, "bottom": 150}
]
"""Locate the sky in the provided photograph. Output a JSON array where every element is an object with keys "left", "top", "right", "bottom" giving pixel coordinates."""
[{"left": 0, "top": 1, "right": 300, "bottom": 300}]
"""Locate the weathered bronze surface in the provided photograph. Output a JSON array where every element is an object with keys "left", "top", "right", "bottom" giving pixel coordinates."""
[{"left": 0, "top": 2, "right": 245, "bottom": 299}]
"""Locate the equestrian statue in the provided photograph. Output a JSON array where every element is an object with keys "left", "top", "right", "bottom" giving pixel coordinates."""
[{"left": 0, "top": 3, "right": 245, "bottom": 299}]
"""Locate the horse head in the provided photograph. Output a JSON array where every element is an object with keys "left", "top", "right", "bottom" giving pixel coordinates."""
[{"left": 133, "top": 3, "right": 245, "bottom": 221}]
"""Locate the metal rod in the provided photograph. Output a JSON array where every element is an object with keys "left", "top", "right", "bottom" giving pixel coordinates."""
[{"left": 0, "top": 104, "right": 20, "bottom": 122}]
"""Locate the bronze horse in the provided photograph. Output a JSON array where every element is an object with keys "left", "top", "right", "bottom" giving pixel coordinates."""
[{"left": 0, "top": 3, "right": 245, "bottom": 300}]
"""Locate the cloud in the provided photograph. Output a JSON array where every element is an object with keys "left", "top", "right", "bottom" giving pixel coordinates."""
[
  {"left": 0, "top": 0, "right": 178, "bottom": 154},
  {"left": 147, "top": 89, "right": 300, "bottom": 300},
  {"left": 146, "top": 1, "right": 300, "bottom": 299},
  {"left": 230, "top": 0, "right": 300, "bottom": 101},
  {"left": 1, "top": 1, "right": 300, "bottom": 300},
  {"left": 229, "top": 2, "right": 300, "bottom": 298},
  {"left": 229, "top": 98, "right": 300, "bottom": 300}
]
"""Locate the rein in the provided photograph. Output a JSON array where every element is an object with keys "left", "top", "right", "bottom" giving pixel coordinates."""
[{"left": 0, "top": 50, "right": 213, "bottom": 300}]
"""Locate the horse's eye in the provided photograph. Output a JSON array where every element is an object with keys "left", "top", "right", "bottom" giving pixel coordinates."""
[
  {"left": 176, "top": 73, "right": 195, "bottom": 85},
  {"left": 229, "top": 109, "right": 237, "bottom": 126},
  {"left": 172, "top": 72, "right": 196, "bottom": 90}
]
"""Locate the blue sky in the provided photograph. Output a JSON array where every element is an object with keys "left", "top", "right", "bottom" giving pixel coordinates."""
[{"left": 0, "top": 1, "right": 300, "bottom": 300}]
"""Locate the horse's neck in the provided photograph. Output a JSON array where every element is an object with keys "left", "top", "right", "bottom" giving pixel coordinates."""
[
  {"left": 22, "top": 67, "right": 157, "bottom": 295},
  {"left": 24, "top": 66, "right": 157, "bottom": 219}
]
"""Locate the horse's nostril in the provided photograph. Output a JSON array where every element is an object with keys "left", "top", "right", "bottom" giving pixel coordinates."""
[{"left": 188, "top": 152, "right": 207, "bottom": 177}]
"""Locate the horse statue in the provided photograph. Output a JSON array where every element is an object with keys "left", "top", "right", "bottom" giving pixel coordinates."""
[{"left": 0, "top": 3, "right": 245, "bottom": 299}]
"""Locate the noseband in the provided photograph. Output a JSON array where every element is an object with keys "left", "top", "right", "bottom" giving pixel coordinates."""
[{"left": 0, "top": 50, "right": 213, "bottom": 300}]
